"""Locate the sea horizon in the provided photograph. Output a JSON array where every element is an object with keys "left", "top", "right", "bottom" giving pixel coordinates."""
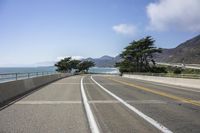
[{"left": 0, "top": 66, "right": 119, "bottom": 74}]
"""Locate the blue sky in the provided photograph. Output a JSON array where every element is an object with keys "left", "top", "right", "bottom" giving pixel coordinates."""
[{"left": 0, "top": 0, "right": 200, "bottom": 67}]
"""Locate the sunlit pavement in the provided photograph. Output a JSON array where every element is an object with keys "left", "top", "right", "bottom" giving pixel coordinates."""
[{"left": 0, "top": 75, "right": 200, "bottom": 133}]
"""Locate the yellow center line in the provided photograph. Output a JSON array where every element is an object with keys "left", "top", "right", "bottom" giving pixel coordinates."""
[{"left": 107, "top": 77, "right": 200, "bottom": 107}]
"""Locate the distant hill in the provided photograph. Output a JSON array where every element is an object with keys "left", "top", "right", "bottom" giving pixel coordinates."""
[
  {"left": 98, "top": 55, "right": 114, "bottom": 60},
  {"left": 155, "top": 34, "right": 200, "bottom": 64},
  {"left": 83, "top": 55, "right": 120, "bottom": 67},
  {"left": 35, "top": 35, "right": 200, "bottom": 68},
  {"left": 86, "top": 34, "right": 200, "bottom": 67}
]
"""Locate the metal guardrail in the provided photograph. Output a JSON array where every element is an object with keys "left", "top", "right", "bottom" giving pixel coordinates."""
[
  {"left": 0, "top": 71, "right": 58, "bottom": 83},
  {"left": 124, "top": 72, "right": 200, "bottom": 79}
]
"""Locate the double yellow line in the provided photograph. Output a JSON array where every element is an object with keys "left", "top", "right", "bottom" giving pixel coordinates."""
[{"left": 108, "top": 77, "right": 200, "bottom": 107}]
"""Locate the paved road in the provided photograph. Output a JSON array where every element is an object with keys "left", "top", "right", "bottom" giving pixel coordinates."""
[{"left": 0, "top": 75, "right": 200, "bottom": 133}]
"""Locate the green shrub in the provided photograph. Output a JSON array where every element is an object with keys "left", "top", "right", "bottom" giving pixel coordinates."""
[
  {"left": 150, "top": 66, "right": 167, "bottom": 73},
  {"left": 173, "top": 67, "right": 182, "bottom": 74}
]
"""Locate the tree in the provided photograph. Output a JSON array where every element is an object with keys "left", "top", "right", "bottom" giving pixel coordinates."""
[
  {"left": 77, "top": 61, "right": 95, "bottom": 72},
  {"left": 117, "top": 36, "right": 162, "bottom": 73},
  {"left": 69, "top": 59, "right": 81, "bottom": 70},
  {"left": 55, "top": 57, "right": 72, "bottom": 72},
  {"left": 55, "top": 57, "right": 81, "bottom": 72},
  {"left": 115, "top": 60, "right": 135, "bottom": 73},
  {"left": 55, "top": 57, "right": 95, "bottom": 73}
]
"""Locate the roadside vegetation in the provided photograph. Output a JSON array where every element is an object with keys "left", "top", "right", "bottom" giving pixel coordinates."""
[
  {"left": 55, "top": 57, "right": 95, "bottom": 73},
  {"left": 159, "top": 65, "right": 200, "bottom": 75},
  {"left": 116, "top": 36, "right": 200, "bottom": 77},
  {"left": 116, "top": 36, "right": 164, "bottom": 73}
]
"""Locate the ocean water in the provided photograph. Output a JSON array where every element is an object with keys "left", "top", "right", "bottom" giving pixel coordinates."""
[
  {"left": 0, "top": 66, "right": 119, "bottom": 74},
  {"left": 0, "top": 66, "right": 119, "bottom": 83},
  {"left": 0, "top": 66, "right": 57, "bottom": 83},
  {"left": 0, "top": 66, "right": 56, "bottom": 74}
]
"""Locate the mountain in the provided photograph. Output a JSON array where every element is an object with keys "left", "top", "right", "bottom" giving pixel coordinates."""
[
  {"left": 83, "top": 55, "right": 119, "bottom": 67},
  {"left": 86, "top": 34, "right": 200, "bottom": 67},
  {"left": 35, "top": 35, "right": 200, "bottom": 68},
  {"left": 99, "top": 55, "right": 114, "bottom": 60},
  {"left": 155, "top": 34, "right": 200, "bottom": 64}
]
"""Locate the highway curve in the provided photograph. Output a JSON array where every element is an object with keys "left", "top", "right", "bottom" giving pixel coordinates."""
[{"left": 0, "top": 75, "right": 200, "bottom": 133}]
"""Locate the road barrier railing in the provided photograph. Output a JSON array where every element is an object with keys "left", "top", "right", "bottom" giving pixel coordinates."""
[
  {"left": 0, "top": 71, "right": 58, "bottom": 83},
  {"left": 124, "top": 72, "right": 200, "bottom": 79}
]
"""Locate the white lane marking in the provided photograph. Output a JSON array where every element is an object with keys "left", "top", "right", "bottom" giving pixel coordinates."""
[
  {"left": 93, "top": 75, "right": 118, "bottom": 77},
  {"left": 81, "top": 77, "right": 100, "bottom": 133},
  {"left": 52, "top": 82, "right": 120, "bottom": 85},
  {"left": 52, "top": 83, "right": 80, "bottom": 84},
  {"left": 88, "top": 100, "right": 119, "bottom": 103},
  {"left": 14, "top": 100, "right": 183, "bottom": 105},
  {"left": 88, "top": 100, "right": 167, "bottom": 104},
  {"left": 15, "top": 100, "right": 107, "bottom": 104},
  {"left": 91, "top": 76, "right": 173, "bottom": 133},
  {"left": 15, "top": 101, "right": 81, "bottom": 104},
  {"left": 14, "top": 100, "right": 199, "bottom": 105}
]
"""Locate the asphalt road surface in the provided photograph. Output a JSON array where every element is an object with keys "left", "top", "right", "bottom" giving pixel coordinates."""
[{"left": 0, "top": 75, "right": 200, "bottom": 133}]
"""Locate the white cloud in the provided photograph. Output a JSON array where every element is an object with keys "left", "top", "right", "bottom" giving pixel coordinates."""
[
  {"left": 56, "top": 56, "right": 84, "bottom": 61},
  {"left": 112, "top": 24, "right": 137, "bottom": 35},
  {"left": 147, "top": 0, "right": 200, "bottom": 31}
]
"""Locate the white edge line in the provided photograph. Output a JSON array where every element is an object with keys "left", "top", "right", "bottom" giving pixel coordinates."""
[
  {"left": 91, "top": 76, "right": 173, "bottom": 133},
  {"left": 81, "top": 77, "right": 100, "bottom": 133},
  {"left": 15, "top": 101, "right": 82, "bottom": 104}
]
